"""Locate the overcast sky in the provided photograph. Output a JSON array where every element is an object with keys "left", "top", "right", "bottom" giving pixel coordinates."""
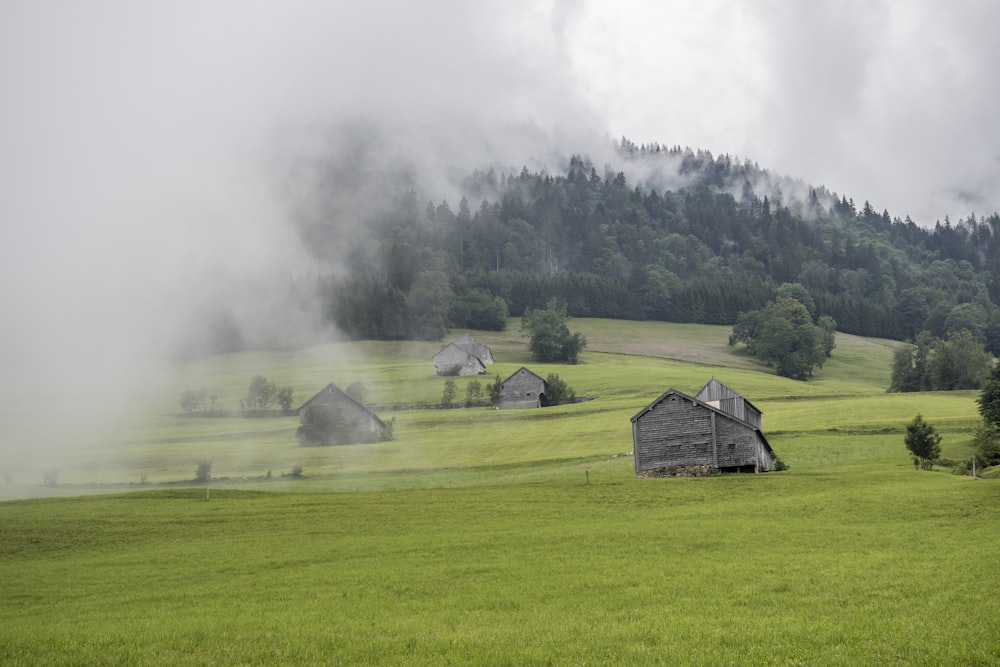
[{"left": 1, "top": 1, "right": 998, "bottom": 477}]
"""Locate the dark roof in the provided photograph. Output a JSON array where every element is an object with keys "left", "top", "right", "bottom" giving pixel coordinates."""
[
  {"left": 296, "top": 382, "right": 386, "bottom": 428},
  {"left": 631, "top": 387, "right": 773, "bottom": 454}
]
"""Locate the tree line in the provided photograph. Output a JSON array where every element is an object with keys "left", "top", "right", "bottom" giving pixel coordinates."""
[{"left": 273, "top": 140, "right": 1000, "bottom": 364}]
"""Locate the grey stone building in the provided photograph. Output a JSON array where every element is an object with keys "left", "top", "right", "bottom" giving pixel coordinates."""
[
  {"left": 433, "top": 334, "right": 494, "bottom": 376},
  {"left": 498, "top": 366, "right": 546, "bottom": 409}
]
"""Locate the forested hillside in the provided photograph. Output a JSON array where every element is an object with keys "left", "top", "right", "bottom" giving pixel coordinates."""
[{"left": 283, "top": 139, "right": 1000, "bottom": 353}]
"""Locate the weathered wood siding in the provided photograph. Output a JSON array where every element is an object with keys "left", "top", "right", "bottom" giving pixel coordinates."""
[
  {"left": 633, "top": 389, "right": 773, "bottom": 474},
  {"left": 500, "top": 368, "right": 545, "bottom": 409},
  {"left": 714, "top": 416, "right": 761, "bottom": 469},
  {"left": 696, "top": 379, "right": 762, "bottom": 428},
  {"left": 755, "top": 437, "right": 775, "bottom": 471},
  {"left": 716, "top": 397, "right": 761, "bottom": 429},
  {"left": 633, "top": 395, "right": 715, "bottom": 469}
]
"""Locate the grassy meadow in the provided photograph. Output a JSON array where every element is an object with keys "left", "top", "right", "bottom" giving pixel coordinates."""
[{"left": 1, "top": 319, "right": 998, "bottom": 665}]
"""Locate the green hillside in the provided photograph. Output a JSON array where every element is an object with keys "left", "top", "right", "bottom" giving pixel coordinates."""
[
  {"left": 2, "top": 320, "right": 998, "bottom": 664},
  {"left": 1, "top": 318, "right": 982, "bottom": 495}
]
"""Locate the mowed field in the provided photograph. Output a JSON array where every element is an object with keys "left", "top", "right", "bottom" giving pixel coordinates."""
[{"left": 1, "top": 319, "right": 998, "bottom": 665}]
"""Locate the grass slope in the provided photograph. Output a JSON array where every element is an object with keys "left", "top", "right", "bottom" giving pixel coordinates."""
[{"left": 1, "top": 319, "right": 997, "bottom": 665}]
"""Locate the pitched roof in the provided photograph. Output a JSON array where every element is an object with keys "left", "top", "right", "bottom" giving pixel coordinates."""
[
  {"left": 695, "top": 377, "right": 763, "bottom": 415},
  {"left": 449, "top": 334, "right": 493, "bottom": 363},
  {"left": 296, "top": 383, "right": 385, "bottom": 428},
  {"left": 501, "top": 366, "right": 546, "bottom": 386}
]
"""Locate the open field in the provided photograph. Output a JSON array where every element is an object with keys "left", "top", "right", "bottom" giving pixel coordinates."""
[{"left": 1, "top": 319, "right": 998, "bottom": 664}]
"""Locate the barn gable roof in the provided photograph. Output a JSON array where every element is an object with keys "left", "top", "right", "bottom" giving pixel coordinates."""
[
  {"left": 631, "top": 388, "right": 773, "bottom": 454},
  {"left": 501, "top": 366, "right": 546, "bottom": 386},
  {"left": 296, "top": 382, "right": 385, "bottom": 429},
  {"left": 454, "top": 333, "right": 493, "bottom": 363},
  {"left": 433, "top": 342, "right": 486, "bottom": 365},
  {"left": 695, "top": 377, "right": 763, "bottom": 415},
  {"left": 434, "top": 334, "right": 493, "bottom": 365}
]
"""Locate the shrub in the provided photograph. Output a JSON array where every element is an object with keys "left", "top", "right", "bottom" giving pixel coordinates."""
[
  {"left": 196, "top": 459, "right": 212, "bottom": 483},
  {"left": 543, "top": 373, "right": 576, "bottom": 406},
  {"left": 179, "top": 388, "right": 208, "bottom": 413}
]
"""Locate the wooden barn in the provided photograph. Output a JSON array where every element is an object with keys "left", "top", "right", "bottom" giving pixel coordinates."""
[
  {"left": 297, "top": 383, "right": 386, "bottom": 441},
  {"left": 631, "top": 379, "right": 775, "bottom": 476},
  {"left": 433, "top": 333, "right": 494, "bottom": 376},
  {"left": 498, "top": 366, "right": 546, "bottom": 409}
]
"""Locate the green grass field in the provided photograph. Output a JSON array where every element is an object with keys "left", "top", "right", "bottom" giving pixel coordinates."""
[{"left": 1, "top": 319, "right": 998, "bottom": 665}]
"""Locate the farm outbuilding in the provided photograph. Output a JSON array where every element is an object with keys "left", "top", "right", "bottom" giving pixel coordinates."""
[
  {"left": 433, "top": 334, "right": 494, "bottom": 376},
  {"left": 498, "top": 366, "right": 546, "bottom": 409},
  {"left": 297, "top": 383, "right": 386, "bottom": 441},
  {"left": 631, "top": 379, "right": 775, "bottom": 477}
]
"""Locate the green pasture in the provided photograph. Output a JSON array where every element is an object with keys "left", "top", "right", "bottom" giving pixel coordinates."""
[
  {"left": 1, "top": 319, "right": 997, "bottom": 664},
  {"left": 9, "top": 318, "right": 921, "bottom": 489}
]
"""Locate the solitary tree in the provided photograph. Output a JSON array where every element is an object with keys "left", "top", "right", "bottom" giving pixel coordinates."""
[
  {"left": 904, "top": 414, "right": 942, "bottom": 470},
  {"left": 465, "top": 379, "right": 482, "bottom": 406},
  {"left": 732, "top": 297, "right": 826, "bottom": 380},
  {"left": 243, "top": 375, "right": 276, "bottom": 411},
  {"left": 178, "top": 387, "right": 208, "bottom": 413},
  {"left": 520, "top": 299, "right": 587, "bottom": 363},
  {"left": 195, "top": 459, "right": 212, "bottom": 482},
  {"left": 442, "top": 379, "right": 456, "bottom": 406},
  {"left": 275, "top": 386, "right": 295, "bottom": 412}
]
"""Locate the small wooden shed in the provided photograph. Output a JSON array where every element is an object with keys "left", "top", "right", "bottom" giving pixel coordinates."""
[
  {"left": 297, "top": 383, "right": 386, "bottom": 440},
  {"left": 631, "top": 379, "right": 775, "bottom": 476},
  {"left": 498, "top": 367, "right": 546, "bottom": 409},
  {"left": 433, "top": 334, "right": 494, "bottom": 376}
]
